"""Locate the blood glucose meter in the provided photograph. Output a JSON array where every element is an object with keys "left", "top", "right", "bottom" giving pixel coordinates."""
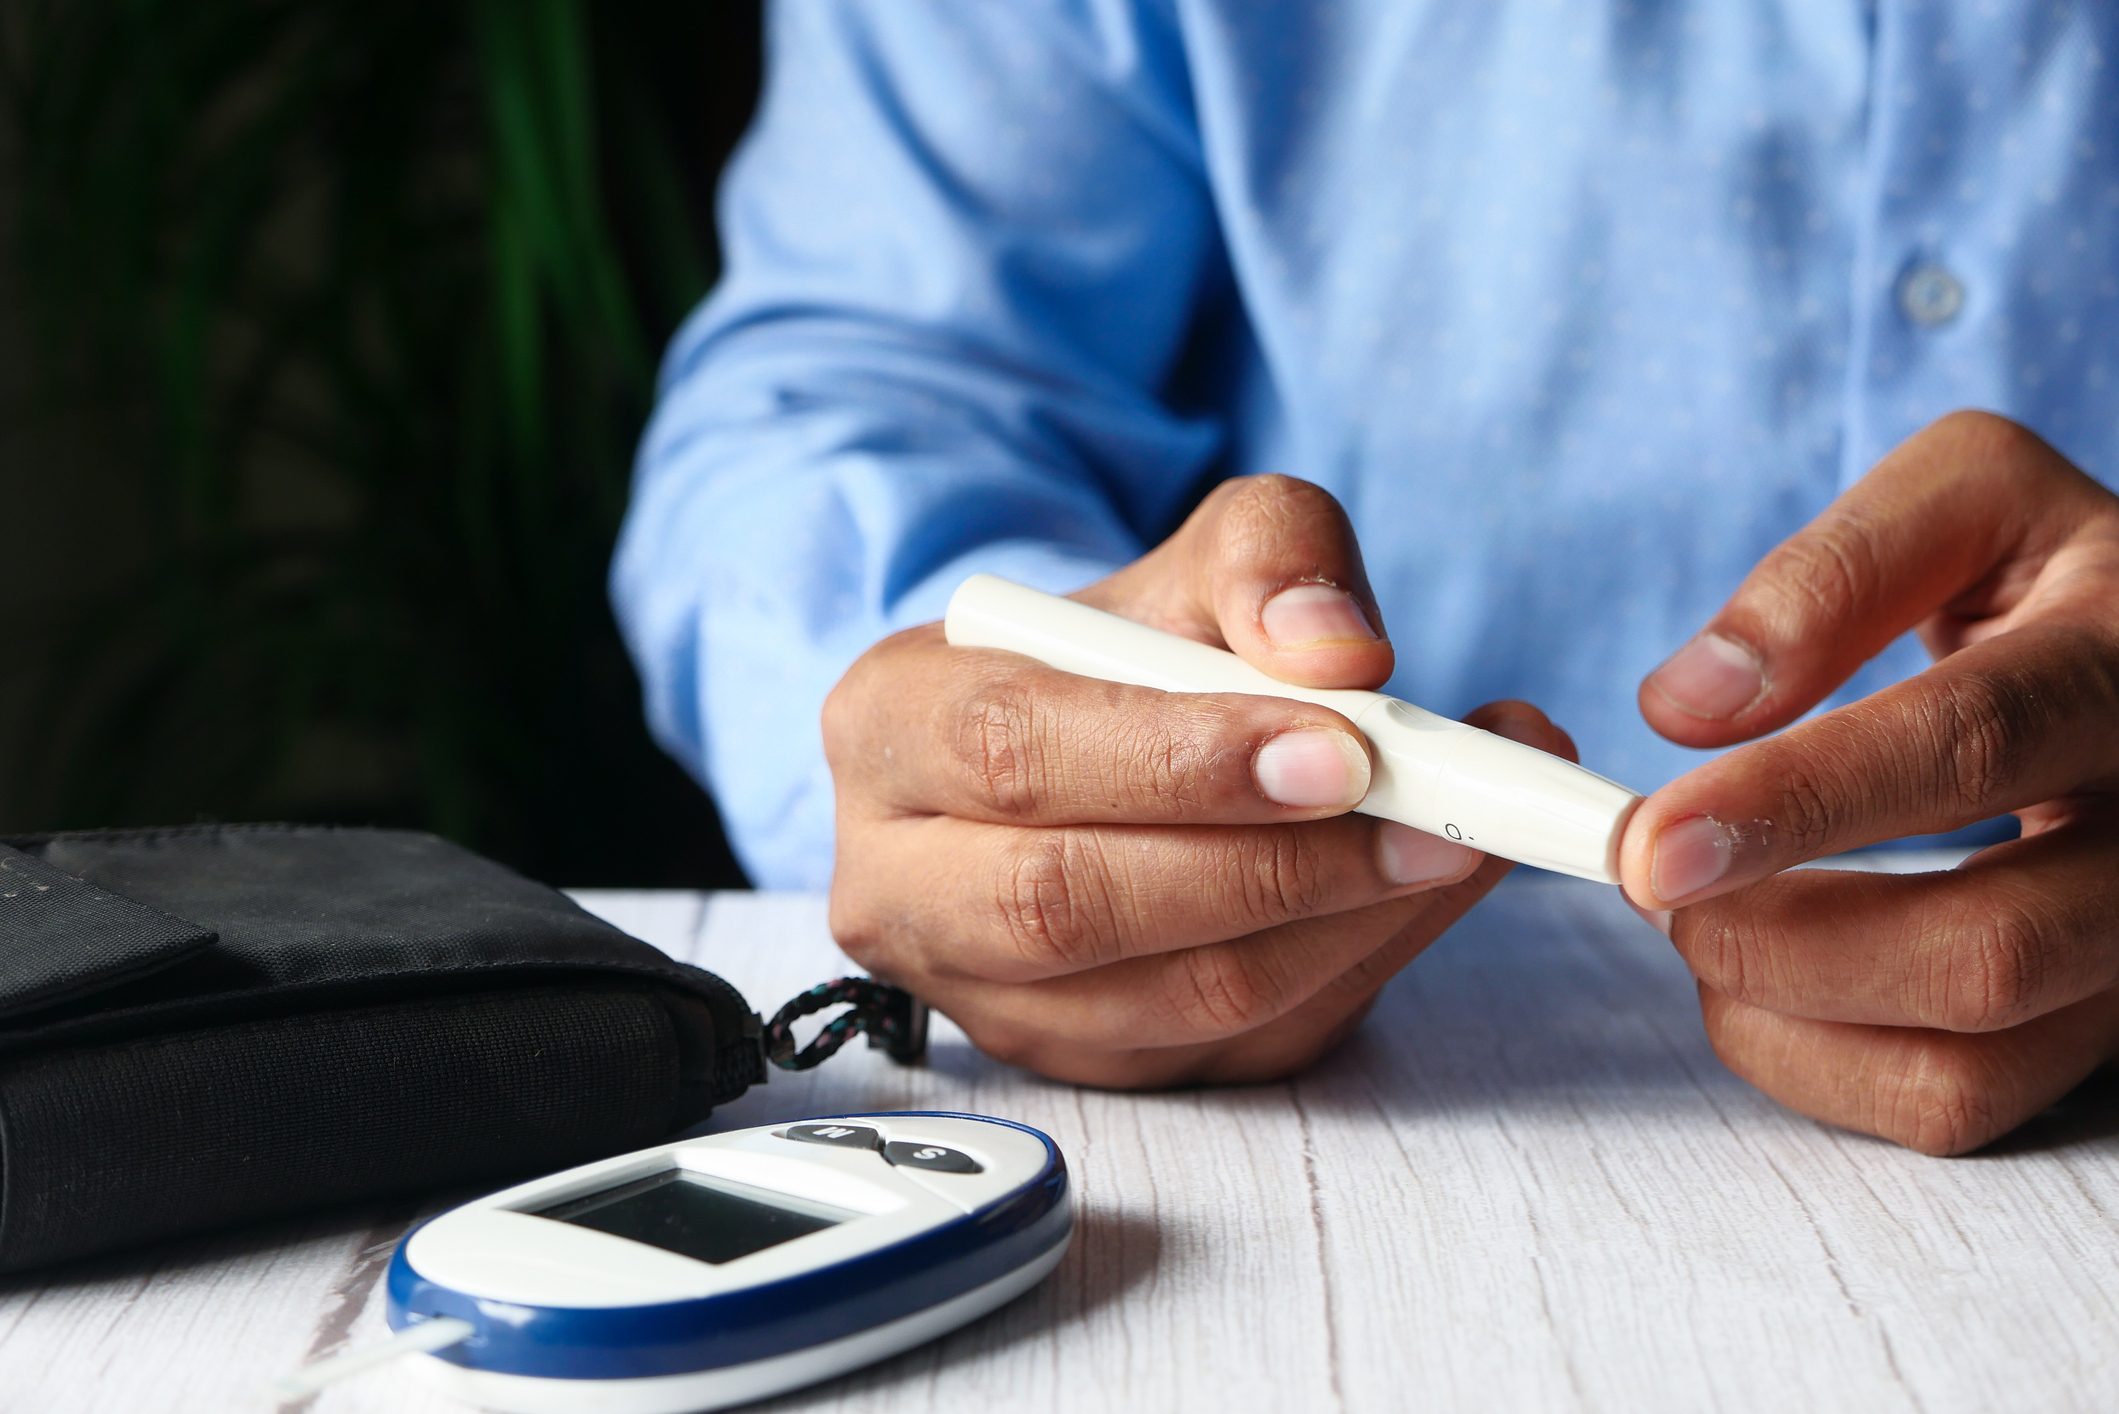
[{"left": 376, "top": 1111, "right": 1070, "bottom": 1413}]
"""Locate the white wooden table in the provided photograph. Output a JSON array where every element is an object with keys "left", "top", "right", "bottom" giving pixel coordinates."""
[{"left": 4, "top": 860, "right": 2116, "bottom": 1413}]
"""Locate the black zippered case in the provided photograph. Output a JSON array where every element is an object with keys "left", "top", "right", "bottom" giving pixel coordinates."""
[{"left": 0, "top": 825, "right": 764, "bottom": 1273}]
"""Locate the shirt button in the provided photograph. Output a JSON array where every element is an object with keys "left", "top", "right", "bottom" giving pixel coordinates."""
[{"left": 1898, "top": 263, "right": 1964, "bottom": 327}]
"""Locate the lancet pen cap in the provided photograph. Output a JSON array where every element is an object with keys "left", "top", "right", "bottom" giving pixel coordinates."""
[{"left": 1353, "top": 699, "right": 1641, "bottom": 883}]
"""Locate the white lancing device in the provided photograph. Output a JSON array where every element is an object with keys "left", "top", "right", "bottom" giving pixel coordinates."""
[{"left": 943, "top": 574, "right": 1643, "bottom": 885}]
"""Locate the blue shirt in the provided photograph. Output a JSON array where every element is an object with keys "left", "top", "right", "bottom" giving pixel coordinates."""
[{"left": 613, "top": 2, "right": 2119, "bottom": 889}]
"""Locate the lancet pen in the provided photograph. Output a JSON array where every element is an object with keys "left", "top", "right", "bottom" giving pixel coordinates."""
[{"left": 944, "top": 574, "right": 1642, "bottom": 884}]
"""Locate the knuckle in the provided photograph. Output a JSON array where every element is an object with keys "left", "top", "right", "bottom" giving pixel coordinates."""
[
  {"left": 827, "top": 844, "right": 917, "bottom": 977},
  {"left": 1677, "top": 908, "right": 1762, "bottom": 1007},
  {"left": 995, "top": 831, "right": 1117, "bottom": 973},
  {"left": 1322, "top": 937, "right": 1409, "bottom": 1006},
  {"left": 1112, "top": 712, "right": 1214, "bottom": 815},
  {"left": 958, "top": 1015, "right": 1044, "bottom": 1073},
  {"left": 1764, "top": 518, "right": 1883, "bottom": 629},
  {"left": 1931, "top": 901, "right": 2048, "bottom": 1033},
  {"left": 827, "top": 887, "right": 881, "bottom": 966},
  {"left": 1162, "top": 947, "right": 1283, "bottom": 1039},
  {"left": 1694, "top": 988, "right": 1745, "bottom": 1067},
  {"left": 2072, "top": 620, "right": 2119, "bottom": 704},
  {"left": 1935, "top": 408, "right": 2040, "bottom": 468},
  {"left": 1232, "top": 470, "right": 1322, "bottom": 509},
  {"left": 1933, "top": 407, "right": 2009, "bottom": 438},
  {"left": 1223, "top": 828, "right": 1331, "bottom": 928},
  {"left": 954, "top": 678, "right": 1047, "bottom": 818},
  {"left": 1222, "top": 473, "right": 1350, "bottom": 548},
  {"left": 1238, "top": 471, "right": 1338, "bottom": 514},
  {"left": 821, "top": 649, "right": 885, "bottom": 766},
  {"left": 826, "top": 627, "right": 938, "bottom": 774},
  {"left": 1692, "top": 983, "right": 1778, "bottom": 1091},
  {"left": 1678, "top": 907, "right": 1796, "bottom": 1017},
  {"left": 1770, "top": 756, "right": 1844, "bottom": 860},
  {"left": 819, "top": 675, "right": 855, "bottom": 758},
  {"left": 1925, "top": 670, "right": 2036, "bottom": 818},
  {"left": 1882, "top": 1046, "right": 2004, "bottom": 1157}
]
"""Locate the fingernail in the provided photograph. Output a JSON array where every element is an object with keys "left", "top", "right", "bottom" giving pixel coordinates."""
[
  {"left": 1626, "top": 898, "right": 1674, "bottom": 936},
  {"left": 1651, "top": 815, "right": 1735, "bottom": 903},
  {"left": 1261, "top": 584, "right": 1378, "bottom": 647},
  {"left": 1254, "top": 729, "right": 1370, "bottom": 808},
  {"left": 1377, "top": 822, "right": 1478, "bottom": 886},
  {"left": 1647, "top": 632, "right": 1767, "bottom": 720}
]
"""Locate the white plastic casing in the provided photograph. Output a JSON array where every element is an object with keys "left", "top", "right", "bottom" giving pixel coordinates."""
[
  {"left": 397, "top": 1114, "right": 1067, "bottom": 1414},
  {"left": 403, "top": 1115, "right": 1054, "bottom": 1308},
  {"left": 943, "top": 574, "right": 1642, "bottom": 884}
]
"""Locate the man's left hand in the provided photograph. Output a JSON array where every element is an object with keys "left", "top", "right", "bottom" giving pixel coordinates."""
[{"left": 1623, "top": 410, "right": 2119, "bottom": 1154}]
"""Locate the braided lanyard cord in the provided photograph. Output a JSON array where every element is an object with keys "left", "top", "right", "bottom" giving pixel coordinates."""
[{"left": 764, "top": 977, "right": 930, "bottom": 1071}]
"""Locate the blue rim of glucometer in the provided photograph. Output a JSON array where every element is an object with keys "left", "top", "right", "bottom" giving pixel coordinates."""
[{"left": 384, "top": 1111, "right": 1070, "bottom": 1380}]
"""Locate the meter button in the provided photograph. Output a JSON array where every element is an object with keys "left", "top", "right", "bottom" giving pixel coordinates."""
[
  {"left": 883, "top": 1140, "right": 983, "bottom": 1174},
  {"left": 782, "top": 1123, "right": 881, "bottom": 1150}
]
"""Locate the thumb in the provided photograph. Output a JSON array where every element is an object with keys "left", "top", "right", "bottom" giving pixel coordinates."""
[{"left": 1140, "top": 473, "right": 1396, "bottom": 691}]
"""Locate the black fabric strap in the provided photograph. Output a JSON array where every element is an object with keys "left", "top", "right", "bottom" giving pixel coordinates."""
[
  {"left": 765, "top": 978, "right": 929, "bottom": 1070},
  {"left": 0, "top": 845, "right": 216, "bottom": 1020}
]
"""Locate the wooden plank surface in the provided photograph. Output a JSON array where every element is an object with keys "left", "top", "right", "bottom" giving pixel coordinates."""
[{"left": 3, "top": 861, "right": 2115, "bottom": 1413}]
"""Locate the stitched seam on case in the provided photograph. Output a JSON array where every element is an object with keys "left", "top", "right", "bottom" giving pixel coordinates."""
[
  {"left": 0, "top": 849, "right": 218, "bottom": 941},
  {"left": 0, "top": 850, "right": 219, "bottom": 1020}
]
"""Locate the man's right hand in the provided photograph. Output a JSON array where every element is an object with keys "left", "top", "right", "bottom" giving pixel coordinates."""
[{"left": 822, "top": 475, "right": 1570, "bottom": 1087}]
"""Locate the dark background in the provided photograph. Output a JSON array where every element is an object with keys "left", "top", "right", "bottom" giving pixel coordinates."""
[{"left": 0, "top": 1, "right": 766, "bottom": 886}]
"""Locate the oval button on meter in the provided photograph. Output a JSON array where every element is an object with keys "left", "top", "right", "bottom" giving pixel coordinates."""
[
  {"left": 884, "top": 1140, "right": 982, "bottom": 1174},
  {"left": 782, "top": 1122, "right": 881, "bottom": 1150}
]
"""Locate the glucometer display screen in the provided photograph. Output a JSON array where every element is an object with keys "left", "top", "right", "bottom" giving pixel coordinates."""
[{"left": 535, "top": 1170, "right": 856, "bottom": 1265}]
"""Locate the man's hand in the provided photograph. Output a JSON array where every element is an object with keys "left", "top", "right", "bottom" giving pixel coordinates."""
[
  {"left": 824, "top": 475, "right": 1569, "bottom": 1088},
  {"left": 1624, "top": 411, "right": 2119, "bottom": 1154}
]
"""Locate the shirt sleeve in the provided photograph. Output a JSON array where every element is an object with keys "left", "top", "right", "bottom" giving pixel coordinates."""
[{"left": 611, "top": 0, "right": 1228, "bottom": 888}]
